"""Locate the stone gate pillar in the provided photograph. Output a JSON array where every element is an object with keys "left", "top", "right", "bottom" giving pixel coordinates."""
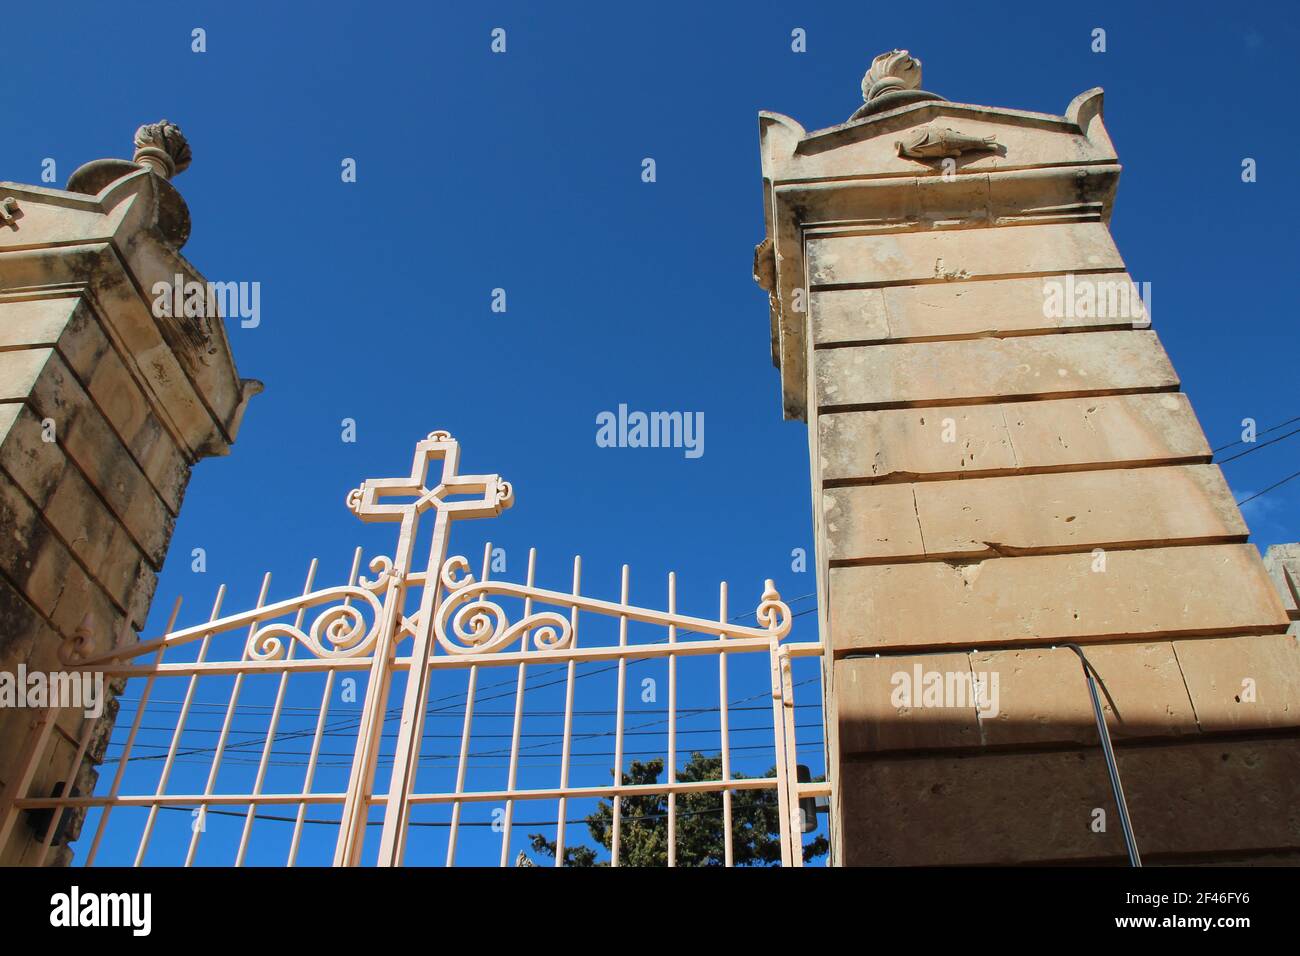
[
  {"left": 756, "top": 52, "right": 1300, "bottom": 865},
  {"left": 0, "top": 123, "right": 259, "bottom": 864}
]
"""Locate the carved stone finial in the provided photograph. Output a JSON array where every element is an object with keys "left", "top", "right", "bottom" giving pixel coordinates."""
[
  {"left": 862, "top": 49, "right": 923, "bottom": 103},
  {"left": 851, "top": 49, "right": 946, "bottom": 122},
  {"left": 132, "top": 120, "right": 192, "bottom": 180}
]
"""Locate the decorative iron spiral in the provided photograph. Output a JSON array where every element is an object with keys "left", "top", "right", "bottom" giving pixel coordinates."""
[
  {"left": 434, "top": 555, "right": 571, "bottom": 655},
  {"left": 246, "top": 587, "right": 384, "bottom": 661}
]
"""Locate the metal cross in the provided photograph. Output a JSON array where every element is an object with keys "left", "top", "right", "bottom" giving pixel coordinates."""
[
  {"left": 346, "top": 429, "right": 513, "bottom": 570},
  {"left": 337, "top": 430, "right": 512, "bottom": 866}
]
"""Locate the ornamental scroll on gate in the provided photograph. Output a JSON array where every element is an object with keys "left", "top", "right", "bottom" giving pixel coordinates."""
[{"left": 3, "top": 432, "right": 827, "bottom": 867}]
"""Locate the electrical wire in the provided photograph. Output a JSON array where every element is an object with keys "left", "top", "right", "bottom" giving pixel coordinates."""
[
  {"left": 1212, "top": 415, "right": 1300, "bottom": 454},
  {"left": 1238, "top": 469, "right": 1300, "bottom": 506}
]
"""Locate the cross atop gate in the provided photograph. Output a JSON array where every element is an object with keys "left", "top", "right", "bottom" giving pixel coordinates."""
[
  {"left": 338, "top": 430, "right": 515, "bottom": 865},
  {"left": 347, "top": 430, "right": 513, "bottom": 570}
]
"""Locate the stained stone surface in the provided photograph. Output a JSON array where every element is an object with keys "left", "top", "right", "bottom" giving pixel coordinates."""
[
  {"left": 758, "top": 57, "right": 1300, "bottom": 865},
  {"left": 0, "top": 133, "right": 256, "bottom": 865}
]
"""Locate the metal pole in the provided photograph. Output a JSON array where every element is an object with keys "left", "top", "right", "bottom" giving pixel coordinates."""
[{"left": 1063, "top": 643, "right": 1142, "bottom": 867}]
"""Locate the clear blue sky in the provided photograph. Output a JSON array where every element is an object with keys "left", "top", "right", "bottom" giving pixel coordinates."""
[{"left": 2, "top": 0, "right": 1297, "bottom": 865}]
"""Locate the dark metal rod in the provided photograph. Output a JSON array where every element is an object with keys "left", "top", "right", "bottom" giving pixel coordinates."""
[{"left": 1063, "top": 643, "right": 1141, "bottom": 867}]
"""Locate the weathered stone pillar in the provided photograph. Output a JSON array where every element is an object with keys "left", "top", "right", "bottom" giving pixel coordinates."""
[
  {"left": 756, "top": 53, "right": 1300, "bottom": 865},
  {"left": 1265, "top": 545, "right": 1300, "bottom": 637},
  {"left": 0, "top": 122, "right": 259, "bottom": 864}
]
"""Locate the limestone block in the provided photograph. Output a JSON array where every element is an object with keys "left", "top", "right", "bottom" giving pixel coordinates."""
[
  {"left": 0, "top": 569, "right": 45, "bottom": 673},
  {"left": 824, "top": 464, "right": 1244, "bottom": 563},
  {"left": 810, "top": 273, "right": 1140, "bottom": 347},
  {"left": 9, "top": 294, "right": 192, "bottom": 514},
  {"left": 810, "top": 289, "right": 891, "bottom": 345},
  {"left": 0, "top": 349, "right": 55, "bottom": 403},
  {"left": 837, "top": 643, "right": 1199, "bottom": 755},
  {"left": 0, "top": 478, "right": 73, "bottom": 618},
  {"left": 81, "top": 323, "right": 189, "bottom": 514},
  {"left": 1174, "top": 634, "right": 1300, "bottom": 732},
  {"left": 0, "top": 403, "right": 69, "bottom": 510},
  {"left": 27, "top": 348, "right": 173, "bottom": 564},
  {"left": 122, "top": 407, "right": 190, "bottom": 516},
  {"left": 0, "top": 367, "right": 161, "bottom": 633},
  {"left": 47, "top": 555, "right": 124, "bottom": 648},
  {"left": 971, "top": 643, "right": 1197, "bottom": 748},
  {"left": 0, "top": 405, "right": 156, "bottom": 619},
  {"left": 0, "top": 298, "right": 81, "bottom": 351},
  {"left": 806, "top": 222, "right": 1123, "bottom": 288},
  {"left": 815, "top": 330, "right": 1177, "bottom": 410},
  {"left": 126, "top": 558, "right": 160, "bottom": 632},
  {"left": 819, "top": 393, "right": 1210, "bottom": 483},
  {"left": 821, "top": 403, "right": 1018, "bottom": 481},
  {"left": 0, "top": 239, "right": 250, "bottom": 460},
  {"left": 835, "top": 654, "right": 980, "bottom": 754},
  {"left": 840, "top": 748, "right": 1124, "bottom": 864},
  {"left": 840, "top": 736, "right": 1300, "bottom": 865},
  {"left": 0, "top": 403, "right": 18, "bottom": 443},
  {"left": 823, "top": 482, "right": 922, "bottom": 561},
  {"left": 0, "top": 188, "right": 112, "bottom": 252},
  {"left": 0, "top": 297, "right": 113, "bottom": 381},
  {"left": 1003, "top": 392, "right": 1208, "bottom": 470},
  {"left": 42, "top": 465, "right": 117, "bottom": 571},
  {"left": 1263, "top": 544, "right": 1300, "bottom": 615},
  {"left": 828, "top": 544, "right": 1289, "bottom": 652}
]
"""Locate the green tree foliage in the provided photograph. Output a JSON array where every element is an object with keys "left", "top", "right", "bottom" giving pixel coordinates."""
[{"left": 529, "top": 752, "right": 828, "bottom": 866}]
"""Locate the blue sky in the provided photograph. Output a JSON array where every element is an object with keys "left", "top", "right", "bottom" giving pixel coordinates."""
[{"left": 2, "top": 0, "right": 1297, "bottom": 864}]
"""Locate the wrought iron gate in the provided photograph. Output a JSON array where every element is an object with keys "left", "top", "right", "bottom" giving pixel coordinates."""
[{"left": 0, "top": 432, "right": 828, "bottom": 866}]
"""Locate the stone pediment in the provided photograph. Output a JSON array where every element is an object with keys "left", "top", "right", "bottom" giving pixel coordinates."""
[
  {"left": 777, "top": 93, "right": 1116, "bottom": 178},
  {"left": 756, "top": 88, "right": 1121, "bottom": 421}
]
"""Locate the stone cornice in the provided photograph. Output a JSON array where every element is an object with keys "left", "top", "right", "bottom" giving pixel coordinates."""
[
  {"left": 0, "top": 172, "right": 258, "bottom": 457},
  {"left": 757, "top": 89, "right": 1119, "bottom": 421}
]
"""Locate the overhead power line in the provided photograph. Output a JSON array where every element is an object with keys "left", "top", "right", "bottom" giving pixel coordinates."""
[
  {"left": 1238, "top": 469, "right": 1300, "bottom": 507},
  {"left": 1217, "top": 426, "right": 1300, "bottom": 464},
  {"left": 1213, "top": 415, "right": 1300, "bottom": 454}
]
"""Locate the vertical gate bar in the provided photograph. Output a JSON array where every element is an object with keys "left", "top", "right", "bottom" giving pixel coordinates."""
[
  {"left": 777, "top": 646, "right": 804, "bottom": 867},
  {"left": 666, "top": 571, "right": 677, "bottom": 868},
  {"left": 336, "top": 497, "right": 428, "bottom": 867},
  {"left": 768, "top": 639, "right": 793, "bottom": 868},
  {"left": 33, "top": 617, "right": 135, "bottom": 867},
  {"left": 498, "top": 547, "right": 537, "bottom": 866},
  {"left": 236, "top": 558, "right": 322, "bottom": 866},
  {"left": 289, "top": 549, "right": 360, "bottom": 865},
  {"left": 374, "top": 508, "right": 457, "bottom": 866},
  {"left": 185, "top": 572, "right": 272, "bottom": 866},
  {"left": 611, "top": 563, "right": 629, "bottom": 868},
  {"left": 288, "top": 658, "right": 345, "bottom": 863},
  {"left": 83, "top": 595, "right": 183, "bottom": 866},
  {"left": 445, "top": 663, "right": 479, "bottom": 865},
  {"left": 0, "top": 708, "right": 58, "bottom": 857},
  {"left": 32, "top": 685, "right": 104, "bottom": 866},
  {"left": 718, "top": 581, "right": 734, "bottom": 867},
  {"left": 333, "top": 586, "right": 403, "bottom": 865},
  {"left": 134, "top": 584, "right": 226, "bottom": 867},
  {"left": 553, "top": 555, "right": 580, "bottom": 866},
  {"left": 446, "top": 542, "right": 491, "bottom": 865}
]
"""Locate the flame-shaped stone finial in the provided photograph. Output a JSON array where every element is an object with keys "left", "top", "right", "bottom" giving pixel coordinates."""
[
  {"left": 851, "top": 50, "right": 946, "bottom": 121},
  {"left": 862, "top": 49, "right": 923, "bottom": 103},
  {"left": 132, "top": 120, "right": 192, "bottom": 179}
]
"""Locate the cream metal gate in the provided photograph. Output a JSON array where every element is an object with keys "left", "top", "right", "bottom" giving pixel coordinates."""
[{"left": 0, "top": 432, "right": 828, "bottom": 866}]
